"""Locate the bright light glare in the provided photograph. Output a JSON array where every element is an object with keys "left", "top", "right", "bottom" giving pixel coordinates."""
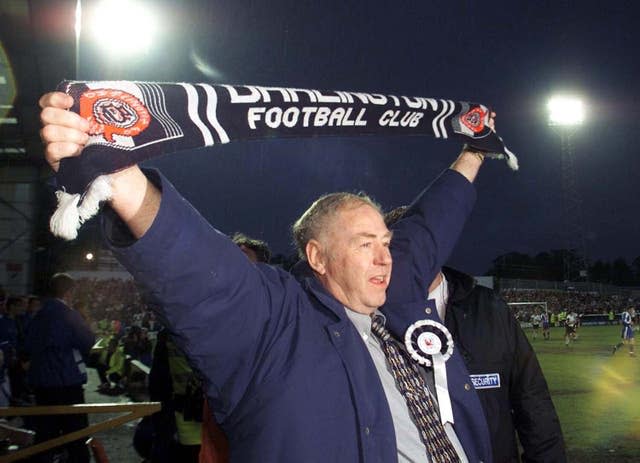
[
  {"left": 88, "top": 0, "right": 158, "bottom": 55},
  {"left": 85, "top": 252, "right": 94, "bottom": 261},
  {"left": 547, "top": 96, "right": 585, "bottom": 126},
  {"left": 75, "top": 0, "right": 82, "bottom": 41}
]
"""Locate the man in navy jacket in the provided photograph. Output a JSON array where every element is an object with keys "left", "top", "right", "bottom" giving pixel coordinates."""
[
  {"left": 25, "top": 273, "right": 95, "bottom": 462},
  {"left": 40, "top": 92, "right": 491, "bottom": 462}
]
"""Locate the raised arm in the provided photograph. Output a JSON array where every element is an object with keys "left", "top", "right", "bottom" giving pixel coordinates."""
[
  {"left": 450, "top": 148, "right": 484, "bottom": 183},
  {"left": 386, "top": 114, "right": 496, "bottom": 303},
  {"left": 386, "top": 150, "right": 478, "bottom": 304},
  {"left": 40, "top": 92, "right": 159, "bottom": 238}
]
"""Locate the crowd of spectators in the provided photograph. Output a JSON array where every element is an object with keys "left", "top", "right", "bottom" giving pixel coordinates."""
[
  {"left": 500, "top": 288, "right": 636, "bottom": 321},
  {"left": 72, "top": 277, "right": 159, "bottom": 335},
  {"left": 0, "top": 277, "right": 157, "bottom": 404}
]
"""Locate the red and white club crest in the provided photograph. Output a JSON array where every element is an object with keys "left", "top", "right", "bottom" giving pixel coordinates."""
[
  {"left": 80, "top": 89, "right": 151, "bottom": 142},
  {"left": 460, "top": 106, "right": 487, "bottom": 134},
  {"left": 417, "top": 331, "right": 442, "bottom": 355}
]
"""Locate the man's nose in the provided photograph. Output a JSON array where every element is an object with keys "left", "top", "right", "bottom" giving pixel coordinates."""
[{"left": 375, "top": 244, "right": 392, "bottom": 266}]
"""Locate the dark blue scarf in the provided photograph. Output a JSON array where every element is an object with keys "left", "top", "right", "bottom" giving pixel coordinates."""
[{"left": 51, "top": 81, "right": 518, "bottom": 239}]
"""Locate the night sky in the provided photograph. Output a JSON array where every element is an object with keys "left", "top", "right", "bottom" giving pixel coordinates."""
[{"left": 78, "top": 0, "right": 640, "bottom": 275}]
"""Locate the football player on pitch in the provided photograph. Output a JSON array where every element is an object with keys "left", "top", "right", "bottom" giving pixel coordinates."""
[{"left": 612, "top": 307, "right": 636, "bottom": 356}]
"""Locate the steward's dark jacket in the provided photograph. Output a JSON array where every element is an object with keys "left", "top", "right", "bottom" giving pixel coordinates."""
[{"left": 442, "top": 267, "right": 566, "bottom": 463}]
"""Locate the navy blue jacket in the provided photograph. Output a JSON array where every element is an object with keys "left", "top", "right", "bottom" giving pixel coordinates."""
[
  {"left": 106, "top": 168, "right": 490, "bottom": 462},
  {"left": 24, "top": 298, "right": 95, "bottom": 388},
  {"left": 381, "top": 174, "right": 493, "bottom": 463}
]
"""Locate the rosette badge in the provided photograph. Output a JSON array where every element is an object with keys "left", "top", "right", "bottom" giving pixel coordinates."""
[{"left": 404, "top": 320, "right": 454, "bottom": 367}]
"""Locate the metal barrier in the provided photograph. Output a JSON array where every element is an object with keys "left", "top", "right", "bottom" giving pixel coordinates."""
[{"left": 0, "top": 402, "right": 160, "bottom": 462}]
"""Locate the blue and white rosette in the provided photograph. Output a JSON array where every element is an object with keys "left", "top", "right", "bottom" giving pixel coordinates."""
[{"left": 404, "top": 319, "right": 455, "bottom": 425}]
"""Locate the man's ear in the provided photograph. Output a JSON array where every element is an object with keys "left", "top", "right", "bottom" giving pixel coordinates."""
[{"left": 306, "top": 239, "right": 327, "bottom": 275}]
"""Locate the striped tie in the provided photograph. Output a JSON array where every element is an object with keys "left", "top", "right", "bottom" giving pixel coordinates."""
[{"left": 371, "top": 315, "right": 459, "bottom": 463}]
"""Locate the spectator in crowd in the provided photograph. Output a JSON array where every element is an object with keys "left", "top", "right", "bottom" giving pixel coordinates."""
[
  {"left": 19, "top": 295, "right": 41, "bottom": 336},
  {"left": 123, "top": 325, "right": 153, "bottom": 365},
  {"left": 385, "top": 206, "right": 566, "bottom": 463},
  {"left": 97, "top": 317, "right": 110, "bottom": 335},
  {"left": 96, "top": 336, "right": 125, "bottom": 392},
  {"left": 231, "top": 233, "right": 271, "bottom": 264},
  {"left": 7, "top": 298, "right": 32, "bottom": 405},
  {"left": 0, "top": 297, "right": 19, "bottom": 405},
  {"left": 106, "top": 343, "right": 127, "bottom": 392},
  {"left": 0, "top": 297, "right": 19, "bottom": 353},
  {"left": 24, "top": 273, "right": 95, "bottom": 463},
  {"left": 0, "top": 288, "right": 8, "bottom": 406},
  {"left": 6, "top": 297, "right": 28, "bottom": 348},
  {"left": 167, "top": 332, "right": 204, "bottom": 461},
  {"left": 0, "top": 350, "right": 8, "bottom": 407},
  {"left": 146, "top": 327, "right": 204, "bottom": 463},
  {"left": 146, "top": 328, "right": 177, "bottom": 463}
]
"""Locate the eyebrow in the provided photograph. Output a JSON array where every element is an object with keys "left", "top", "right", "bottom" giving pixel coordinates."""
[{"left": 352, "top": 231, "right": 394, "bottom": 240}]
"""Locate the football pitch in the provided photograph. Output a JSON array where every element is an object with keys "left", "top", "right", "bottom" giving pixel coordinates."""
[{"left": 526, "top": 324, "right": 639, "bottom": 462}]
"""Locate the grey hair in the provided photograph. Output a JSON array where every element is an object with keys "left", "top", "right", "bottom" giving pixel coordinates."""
[{"left": 292, "top": 192, "right": 382, "bottom": 260}]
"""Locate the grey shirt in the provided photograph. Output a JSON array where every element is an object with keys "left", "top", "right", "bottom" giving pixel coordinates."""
[{"left": 345, "top": 308, "right": 468, "bottom": 463}]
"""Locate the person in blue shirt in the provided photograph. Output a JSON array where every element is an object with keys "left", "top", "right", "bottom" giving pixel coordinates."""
[
  {"left": 613, "top": 307, "right": 635, "bottom": 356},
  {"left": 24, "top": 273, "right": 95, "bottom": 463}
]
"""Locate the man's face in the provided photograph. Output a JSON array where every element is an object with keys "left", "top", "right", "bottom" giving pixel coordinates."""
[
  {"left": 239, "top": 244, "right": 259, "bottom": 263},
  {"left": 316, "top": 203, "right": 392, "bottom": 315}
]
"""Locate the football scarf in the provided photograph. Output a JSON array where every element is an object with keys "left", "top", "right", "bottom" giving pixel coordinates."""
[{"left": 51, "top": 80, "right": 519, "bottom": 239}]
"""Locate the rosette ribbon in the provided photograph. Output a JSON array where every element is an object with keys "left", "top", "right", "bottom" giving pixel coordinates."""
[{"left": 404, "top": 319, "right": 455, "bottom": 425}]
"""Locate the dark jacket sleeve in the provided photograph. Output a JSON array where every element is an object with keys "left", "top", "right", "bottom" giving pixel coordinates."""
[
  {"left": 386, "top": 169, "right": 476, "bottom": 304},
  {"left": 67, "top": 309, "right": 95, "bottom": 357},
  {"left": 501, "top": 295, "right": 566, "bottom": 463},
  {"left": 103, "top": 169, "right": 298, "bottom": 417}
]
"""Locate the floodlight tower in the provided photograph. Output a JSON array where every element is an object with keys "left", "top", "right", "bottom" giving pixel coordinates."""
[{"left": 547, "top": 96, "right": 588, "bottom": 282}]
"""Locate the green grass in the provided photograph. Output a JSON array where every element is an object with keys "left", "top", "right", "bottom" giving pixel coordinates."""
[{"left": 526, "top": 325, "right": 640, "bottom": 462}]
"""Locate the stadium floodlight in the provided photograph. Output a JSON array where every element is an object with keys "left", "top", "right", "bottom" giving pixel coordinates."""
[
  {"left": 547, "top": 96, "right": 585, "bottom": 127},
  {"left": 547, "top": 93, "right": 589, "bottom": 282},
  {"left": 87, "top": 0, "right": 158, "bottom": 56}
]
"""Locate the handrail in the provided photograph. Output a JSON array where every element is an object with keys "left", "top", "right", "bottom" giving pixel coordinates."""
[{"left": 0, "top": 402, "right": 161, "bottom": 462}]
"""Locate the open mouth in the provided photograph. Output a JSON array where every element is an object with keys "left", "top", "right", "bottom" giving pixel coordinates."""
[{"left": 369, "top": 275, "right": 388, "bottom": 287}]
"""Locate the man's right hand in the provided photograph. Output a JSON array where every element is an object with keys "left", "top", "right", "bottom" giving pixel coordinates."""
[
  {"left": 39, "top": 92, "right": 90, "bottom": 172},
  {"left": 39, "top": 91, "right": 160, "bottom": 239}
]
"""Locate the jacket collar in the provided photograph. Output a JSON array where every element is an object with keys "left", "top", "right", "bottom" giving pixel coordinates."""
[{"left": 301, "top": 274, "right": 350, "bottom": 322}]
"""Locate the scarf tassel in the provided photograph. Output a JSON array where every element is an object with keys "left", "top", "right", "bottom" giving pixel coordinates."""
[{"left": 49, "top": 175, "right": 113, "bottom": 240}]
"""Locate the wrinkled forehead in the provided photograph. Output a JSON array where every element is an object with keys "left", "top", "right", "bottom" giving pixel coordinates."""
[{"left": 325, "top": 201, "right": 388, "bottom": 238}]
